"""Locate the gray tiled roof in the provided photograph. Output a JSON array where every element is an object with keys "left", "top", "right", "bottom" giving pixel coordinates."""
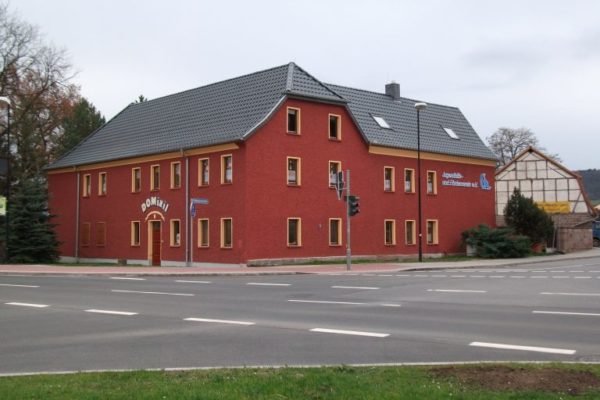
[
  {"left": 48, "top": 63, "right": 494, "bottom": 169},
  {"left": 326, "top": 84, "right": 496, "bottom": 161}
]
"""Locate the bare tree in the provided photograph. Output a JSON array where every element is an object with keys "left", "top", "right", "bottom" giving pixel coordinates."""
[
  {"left": 487, "top": 127, "right": 561, "bottom": 166},
  {"left": 0, "top": 2, "right": 79, "bottom": 179}
]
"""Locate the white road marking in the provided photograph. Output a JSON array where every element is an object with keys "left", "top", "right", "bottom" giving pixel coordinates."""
[
  {"left": 377, "top": 274, "right": 393, "bottom": 277},
  {"left": 432, "top": 275, "right": 447, "bottom": 278},
  {"left": 571, "top": 270, "right": 584, "bottom": 273},
  {"left": 414, "top": 274, "right": 429, "bottom": 277},
  {"left": 246, "top": 282, "right": 291, "bottom": 287},
  {"left": 184, "top": 317, "right": 254, "bottom": 326},
  {"left": 469, "top": 341, "right": 575, "bottom": 355},
  {"left": 533, "top": 311, "right": 600, "bottom": 317},
  {"left": 310, "top": 328, "right": 389, "bottom": 338},
  {"left": 111, "top": 289, "right": 194, "bottom": 296},
  {"left": 332, "top": 285, "right": 379, "bottom": 290},
  {"left": 395, "top": 274, "right": 411, "bottom": 277},
  {"left": 85, "top": 309, "right": 138, "bottom": 316},
  {"left": 489, "top": 275, "right": 505, "bottom": 278},
  {"left": 175, "top": 280, "right": 212, "bottom": 284},
  {"left": 5, "top": 302, "right": 48, "bottom": 308},
  {"left": 469, "top": 275, "right": 485, "bottom": 278},
  {"left": 450, "top": 275, "right": 466, "bottom": 278},
  {"left": 530, "top": 276, "right": 547, "bottom": 279},
  {"left": 552, "top": 276, "right": 570, "bottom": 279},
  {"left": 110, "top": 277, "right": 146, "bottom": 281},
  {"left": 288, "top": 299, "right": 365, "bottom": 305},
  {"left": 427, "top": 289, "right": 487, "bottom": 293},
  {"left": 0, "top": 283, "right": 39, "bottom": 288},
  {"left": 574, "top": 276, "right": 592, "bottom": 279},
  {"left": 380, "top": 303, "right": 402, "bottom": 307},
  {"left": 541, "top": 292, "right": 600, "bottom": 297},
  {"left": 532, "top": 270, "right": 545, "bottom": 273}
]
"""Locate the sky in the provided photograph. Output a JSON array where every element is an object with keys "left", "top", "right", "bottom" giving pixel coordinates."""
[{"left": 11, "top": 0, "right": 600, "bottom": 170}]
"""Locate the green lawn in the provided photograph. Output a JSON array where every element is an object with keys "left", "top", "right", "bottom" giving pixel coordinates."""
[{"left": 1, "top": 364, "right": 599, "bottom": 400}]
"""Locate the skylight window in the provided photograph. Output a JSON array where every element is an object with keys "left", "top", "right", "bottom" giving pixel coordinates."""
[
  {"left": 443, "top": 127, "right": 460, "bottom": 140},
  {"left": 373, "top": 116, "right": 391, "bottom": 129}
]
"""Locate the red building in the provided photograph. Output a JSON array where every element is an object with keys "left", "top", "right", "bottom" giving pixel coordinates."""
[{"left": 47, "top": 63, "right": 496, "bottom": 266}]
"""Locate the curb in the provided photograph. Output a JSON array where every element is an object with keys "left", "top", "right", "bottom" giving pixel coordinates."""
[
  {"left": 2, "top": 360, "right": 599, "bottom": 377},
  {"left": 0, "top": 251, "right": 597, "bottom": 277}
]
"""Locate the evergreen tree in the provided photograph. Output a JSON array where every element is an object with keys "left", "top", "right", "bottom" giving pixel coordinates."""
[
  {"left": 504, "top": 188, "right": 555, "bottom": 244},
  {"left": 3, "top": 177, "right": 59, "bottom": 262},
  {"left": 54, "top": 98, "right": 105, "bottom": 159}
]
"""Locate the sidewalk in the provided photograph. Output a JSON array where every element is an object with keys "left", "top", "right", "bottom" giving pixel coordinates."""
[{"left": 0, "top": 249, "right": 598, "bottom": 277}]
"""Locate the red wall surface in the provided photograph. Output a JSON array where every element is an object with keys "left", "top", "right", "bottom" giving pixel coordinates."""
[
  {"left": 48, "top": 172, "right": 77, "bottom": 257},
  {"left": 48, "top": 98, "right": 495, "bottom": 265},
  {"left": 49, "top": 147, "right": 246, "bottom": 265},
  {"left": 243, "top": 98, "right": 495, "bottom": 262}
]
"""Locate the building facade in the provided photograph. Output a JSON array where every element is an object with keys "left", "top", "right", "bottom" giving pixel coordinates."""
[
  {"left": 495, "top": 147, "right": 597, "bottom": 252},
  {"left": 47, "top": 63, "right": 497, "bottom": 266}
]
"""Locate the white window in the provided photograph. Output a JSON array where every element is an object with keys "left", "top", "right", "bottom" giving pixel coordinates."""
[
  {"left": 329, "top": 161, "right": 342, "bottom": 187},
  {"left": 199, "top": 158, "right": 209, "bottom": 186},
  {"left": 287, "top": 218, "right": 302, "bottom": 247},
  {"left": 384, "top": 167, "right": 395, "bottom": 192},
  {"left": 287, "top": 107, "right": 300, "bottom": 134},
  {"left": 443, "top": 127, "right": 460, "bottom": 139},
  {"left": 221, "top": 155, "right": 232, "bottom": 184},
  {"left": 427, "top": 220, "right": 439, "bottom": 245},
  {"left": 385, "top": 220, "right": 396, "bottom": 245},
  {"left": 373, "top": 115, "right": 391, "bottom": 129},
  {"left": 287, "top": 157, "right": 301, "bottom": 186}
]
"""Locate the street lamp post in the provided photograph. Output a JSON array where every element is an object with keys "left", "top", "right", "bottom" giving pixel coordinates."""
[
  {"left": 0, "top": 96, "right": 10, "bottom": 262},
  {"left": 414, "top": 102, "right": 427, "bottom": 262}
]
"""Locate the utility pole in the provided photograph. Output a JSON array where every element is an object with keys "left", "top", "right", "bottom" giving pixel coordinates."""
[
  {"left": 335, "top": 170, "right": 358, "bottom": 271},
  {"left": 345, "top": 170, "right": 351, "bottom": 271}
]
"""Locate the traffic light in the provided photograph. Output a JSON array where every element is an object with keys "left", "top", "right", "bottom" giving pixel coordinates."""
[{"left": 348, "top": 195, "right": 360, "bottom": 217}]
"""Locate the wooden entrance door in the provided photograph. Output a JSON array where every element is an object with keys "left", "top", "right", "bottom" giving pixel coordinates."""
[{"left": 151, "top": 221, "right": 161, "bottom": 266}]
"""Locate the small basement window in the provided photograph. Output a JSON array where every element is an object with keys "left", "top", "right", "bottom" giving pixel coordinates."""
[
  {"left": 372, "top": 115, "right": 391, "bottom": 129},
  {"left": 443, "top": 127, "right": 460, "bottom": 139}
]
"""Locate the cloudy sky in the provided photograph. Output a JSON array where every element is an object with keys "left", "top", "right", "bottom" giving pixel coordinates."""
[{"left": 12, "top": 0, "right": 600, "bottom": 169}]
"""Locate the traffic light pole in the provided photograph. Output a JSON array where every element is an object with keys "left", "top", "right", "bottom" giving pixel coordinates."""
[{"left": 346, "top": 170, "right": 351, "bottom": 271}]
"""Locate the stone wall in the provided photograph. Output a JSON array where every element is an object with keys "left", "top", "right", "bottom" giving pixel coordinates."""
[
  {"left": 557, "top": 227, "right": 593, "bottom": 253},
  {"left": 551, "top": 213, "right": 594, "bottom": 228}
]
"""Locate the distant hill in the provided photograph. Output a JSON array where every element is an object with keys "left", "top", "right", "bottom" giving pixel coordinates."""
[{"left": 578, "top": 169, "right": 600, "bottom": 202}]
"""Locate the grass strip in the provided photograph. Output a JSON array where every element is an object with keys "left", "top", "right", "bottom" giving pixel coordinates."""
[{"left": 1, "top": 364, "right": 599, "bottom": 400}]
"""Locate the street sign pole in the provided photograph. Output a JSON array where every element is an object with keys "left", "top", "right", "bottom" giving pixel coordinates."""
[{"left": 346, "top": 170, "right": 351, "bottom": 271}]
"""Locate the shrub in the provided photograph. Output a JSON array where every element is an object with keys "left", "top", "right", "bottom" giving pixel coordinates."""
[
  {"left": 462, "top": 224, "right": 531, "bottom": 258},
  {"left": 504, "top": 188, "right": 554, "bottom": 244}
]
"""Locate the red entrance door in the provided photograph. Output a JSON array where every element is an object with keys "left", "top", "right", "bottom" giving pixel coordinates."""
[{"left": 151, "top": 221, "right": 161, "bottom": 266}]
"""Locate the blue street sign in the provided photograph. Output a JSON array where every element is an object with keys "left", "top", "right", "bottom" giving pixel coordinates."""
[{"left": 190, "top": 198, "right": 209, "bottom": 217}]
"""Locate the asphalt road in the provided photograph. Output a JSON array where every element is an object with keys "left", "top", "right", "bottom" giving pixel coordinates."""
[{"left": 1, "top": 257, "right": 600, "bottom": 374}]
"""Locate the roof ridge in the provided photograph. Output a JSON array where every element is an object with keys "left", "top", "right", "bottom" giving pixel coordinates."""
[
  {"left": 290, "top": 64, "right": 345, "bottom": 100},
  {"left": 326, "top": 82, "right": 460, "bottom": 110},
  {"left": 285, "top": 62, "right": 295, "bottom": 91}
]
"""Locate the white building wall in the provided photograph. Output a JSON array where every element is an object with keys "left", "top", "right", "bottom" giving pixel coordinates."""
[{"left": 495, "top": 150, "right": 591, "bottom": 217}]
